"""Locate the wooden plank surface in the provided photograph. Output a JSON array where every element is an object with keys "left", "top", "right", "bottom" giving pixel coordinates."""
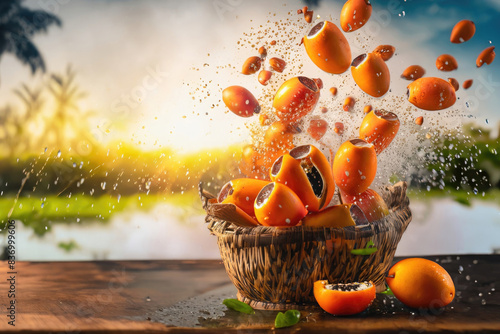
[{"left": 0, "top": 255, "right": 499, "bottom": 333}]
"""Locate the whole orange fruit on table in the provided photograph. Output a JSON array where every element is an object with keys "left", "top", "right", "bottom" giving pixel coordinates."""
[{"left": 386, "top": 258, "right": 455, "bottom": 309}]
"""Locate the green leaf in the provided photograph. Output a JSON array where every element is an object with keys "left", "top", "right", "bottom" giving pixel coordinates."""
[
  {"left": 350, "top": 240, "right": 378, "bottom": 255},
  {"left": 222, "top": 299, "right": 255, "bottom": 315},
  {"left": 275, "top": 310, "right": 301, "bottom": 329},
  {"left": 378, "top": 285, "right": 394, "bottom": 296}
]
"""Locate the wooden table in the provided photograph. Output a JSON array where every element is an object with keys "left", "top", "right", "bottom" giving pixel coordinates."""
[{"left": 0, "top": 255, "right": 499, "bottom": 333}]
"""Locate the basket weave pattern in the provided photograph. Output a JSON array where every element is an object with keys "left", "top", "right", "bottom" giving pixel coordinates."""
[{"left": 202, "top": 181, "right": 411, "bottom": 310}]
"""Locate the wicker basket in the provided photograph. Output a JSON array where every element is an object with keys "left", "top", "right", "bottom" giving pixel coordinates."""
[{"left": 200, "top": 181, "right": 411, "bottom": 310}]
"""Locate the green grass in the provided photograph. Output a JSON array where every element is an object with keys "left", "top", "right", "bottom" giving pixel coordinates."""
[
  {"left": 0, "top": 190, "right": 203, "bottom": 236},
  {"left": 407, "top": 188, "right": 500, "bottom": 207}
]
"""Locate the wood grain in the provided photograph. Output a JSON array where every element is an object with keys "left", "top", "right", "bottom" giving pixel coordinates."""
[{"left": 0, "top": 255, "right": 498, "bottom": 333}]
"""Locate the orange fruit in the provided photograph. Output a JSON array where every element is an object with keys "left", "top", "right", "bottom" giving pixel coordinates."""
[
  {"left": 314, "top": 280, "right": 376, "bottom": 315},
  {"left": 303, "top": 21, "right": 351, "bottom": 74},
  {"left": 340, "top": 0, "right": 372, "bottom": 33},
  {"left": 351, "top": 53, "right": 390, "bottom": 97},
  {"left": 407, "top": 77, "right": 456, "bottom": 111},
  {"left": 436, "top": 54, "right": 458, "bottom": 72},
  {"left": 273, "top": 76, "right": 320, "bottom": 123},
  {"left": 332, "top": 139, "right": 377, "bottom": 195},
  {"left": 359, "top": 109, "right": 400, "bottom": 154},
  {"left": 254, "top": 182, "right": 307, "bottom": 227},
  {"left": 476, "top": 46, "right": 495, "bottom": 67},
  {"left": 450, "top": 20, "right": 475, "bottom": 43},
  {"left": 401, "top": 65, "right": 425, "bottom": 81},
  {"left": 386, "top": 258, "right": 455, "bottom": 309}
]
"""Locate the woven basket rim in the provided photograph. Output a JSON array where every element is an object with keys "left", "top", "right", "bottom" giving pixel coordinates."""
[{"left": 201, "top": 181, "right": 410, "bottom": 246}]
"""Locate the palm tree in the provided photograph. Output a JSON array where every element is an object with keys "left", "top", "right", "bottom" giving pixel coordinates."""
[
  {"left": 12, "top": 83, "right": 45, "bottom": 151},
  {"left": 0, "top": 0, "right": 61, "bottom": 84},
  {"left": 45, "top": 65, "right": 95, "bottom": 150}
]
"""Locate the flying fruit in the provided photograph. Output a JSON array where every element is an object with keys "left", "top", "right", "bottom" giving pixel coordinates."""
[
  {"left": 273, "top": 76, "right": 320, "bottom": 123},
  {"left": 222, "top": 86, "right": 260, "bottom": 117},
  {"left": 343, "top": 96, "right": 355, "bottom": 111},
  {"left": 303, "top": 21, "right": 352, "bottom": 74},
  {"left": 415, "top": 116, "right": 424, "bottom": 126},
  {"left": 340, "top": 188, "right": 389, "bottom": 222},
  {"left": 334, "top": 122, "right": 344, "bottom": 135},
  {"left": 258, "top": 70, "right": 272, "bottom": 85},
  {"left": 262, "top": 121, "right": 295, "bottom": 166},
  {"left": 463, "top": 79, "right": 473, "bottom": 90},
  {"left": 242, "top": 56, "right": 262, "bottom": 75},
  {"left": 448, "top": 77, "right": 459, "bottom": 91},
  {"left": 476, "top": 46, "right": 495, "bottom": 67},
  {"left": 359, "top": 109, "right": 400, "bottom": 154},
  {"left": 372, "top": 44, "right": 395, "bottom": 61},
  {"left": 238, "top": 145, "right": 268, "bottom": 180},
  {"left": 329, "top": 87, "right": 338, "bottom": 96},
  {"left": 302, "top": 204, "right": 356, "bottom": 228},
  {"left": 436, "top": 54, "right": 458, "bottom": 71},
  {"left": 218, "top": 178, "right": 270, "bottom": 218},
  {"left": 401, "top": 65, "right": 425, "bottom": 81},
  {"left": 258, "top": 46, "right": 267, "bottom": 58},
  {"left": 307, "top": 118, "right": 328, "bottom": 141},
  {"left": 340, "top": 0, "right": 372, "bottom": 32},
  {"left": 254, "top": 182, "right": 308, "bottom": 227},
  {"left": 407, "top": 77, "right": 456, "bottom": 111},
  {"left": 333, "top": 139, "right": 377, "bottom": 195},
  {"left": 351, "top": 53, "right": 390, "bottom": 97},
  {"left": 450, "top": 20, "right": 475, "bottom": 43},
  {"left": 269, "top": 57, "right": 286, "bottom": 73},
  {"left": 270, "top": 145, "right": 335, "bottom": 212}
]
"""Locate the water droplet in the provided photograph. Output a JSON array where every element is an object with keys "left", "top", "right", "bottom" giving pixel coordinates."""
[
  {"left": 73, "top": 162, "right": 77, "bottom": 168},
  {"left": 101, "top": 182, "right": 106, "bottom": 190},
  {"left": 481, "top": 299, "right": 486, "bottom": 305},
  {"left": 473, "top": 259, "right": 478, "bottom": 264},
  {"left": 485, "top": 119, "right": 489, "bottom": 124},
  {"left": 57, "top": 150, "right": 62, "bottom": 158},
  {"left": 466, "top": 275, "right": 471, "bottom": 281},
  {"left": 478, "top": 293, "right": 483, "bottom": 297},
  {"left": 41, "top": 203, "right": 45, "bottom": 208},
  {"left": 458, "top": 265, "right": 464, "bottom": 273},
  {"left": 146, "top": 297, "right": 151, "bottom": 302}
]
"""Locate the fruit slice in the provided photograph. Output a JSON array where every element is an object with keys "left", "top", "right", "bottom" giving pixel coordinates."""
[
  {"left": 270, "top": 145, "right": 335, "bottom": 212},
  {"left": 340, "top": 0, "right": 372, "bottom": 33},
  {"left": 218, "top": 178, "right": 270, "bottom": 217},
  {"left": 450, "top": 20, "right": 475, "bottom": 43},
  {"left": 386, "top": 258, "right": 455, "bottom": 309},
  {"left": 372, "top": 44, "right": 395, "bottom": 61},
  {"left": 448, "top": 77, "right": 459, "bottom": 91},
  {"left": 314, "top": 280, "right": 376, "bottom": 316},
  {"left": 401, "top": 65, "right": 425, "bottom": 81},
  {"left": 359, "top": 109, "right": 400, "bottom": 154},
  {"left": 407, "top": 77, "right": 456, "bottom": 111},
  {"left": 351, "top": 53, "right": 390, "bottom": 97},
  {"left": 436, "top": 54, "right": 458, "bottom": 72},
  {"left": 302, "top": 204, "right": 357, "bottom": 228},
  {"left": 242, "top": 56, "right": 262, "bottom": 75},
  {"left": 222, "top": 86, "right": 260, "bottom": 117},
  {"left": 303, "top": 21, "right": 352, "bottom": 74},
  {"left": 307, "top": 118, "right": 328, "bottom": 141},
  {"left": 333, "top": 139, "right": 377, "bottom": 195},
  {"left": 254, "top": 182, "right": 307, "bottom": 227},
  {"left": 273, "top": 76, "right": 320, "bottom": 123},
  {"left": 340, "top": 188, "right": 389, "bottom": 222},
  {"left": 476, "top": 46, "right": 495, "bottom": 67}
]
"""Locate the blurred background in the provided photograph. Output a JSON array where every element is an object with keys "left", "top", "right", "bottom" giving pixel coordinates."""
[{"left": 0, "top": 0, "right": 498, "bottom": 260}]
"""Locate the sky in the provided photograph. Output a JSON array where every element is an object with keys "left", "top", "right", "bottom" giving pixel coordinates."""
[{"left": 0, "top": 0, "right": 499, "bottom": 153}]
